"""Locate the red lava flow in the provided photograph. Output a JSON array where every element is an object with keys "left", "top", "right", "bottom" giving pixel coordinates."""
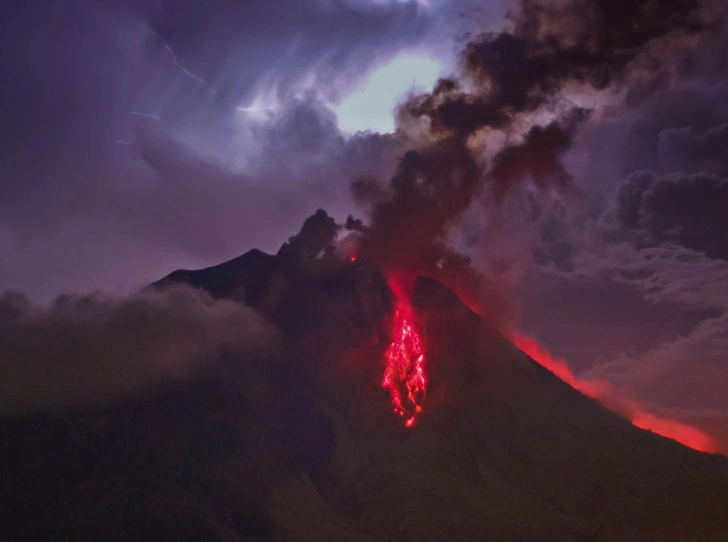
[
  {"left": 371, "top": 267, "right": 715, "bottom": 450},
  {"left": 381, "top": 280, "right": 427, "bottom": 428},
  {"left": 512, "top": 334, "right": 716, "bottom": 453}
]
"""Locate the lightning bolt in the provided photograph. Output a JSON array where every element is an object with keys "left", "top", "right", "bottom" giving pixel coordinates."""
[
  {"left": 149, "top": 27, "right": 215, "bottom": 95},
  {"left": 145, "top": 26, "right": 282, "bottom": 115},
  {"left": 129, "top": 111, "right": 161, "bottom": 121},
  {"left": 117, "top": 26, "right": 278, "bottom": 152},
  {"left": 115, "top": 26, "right": 214, "bottom": 154},
  {"left": 236, "top": 105, "right": 277, "bottom": 113},
  {"left": 115, "top": 111, "right": 161, "bottom": 146}
]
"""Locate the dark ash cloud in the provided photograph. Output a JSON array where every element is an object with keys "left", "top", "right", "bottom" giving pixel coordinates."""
[
  {"left": 615, "top": 171, "right": 728, "bottom": 260},
  {"left": 0, "top": 285, "right": 274, "bottom": 414},
  {"left": 658, "top": 123, "right": 728, "bottom": 176},
  {"left": 609, "top": 117, "right": 728, "bottom": 261},
  {"left": 349, "top": 0, "right": 723, "bottom": 289}
]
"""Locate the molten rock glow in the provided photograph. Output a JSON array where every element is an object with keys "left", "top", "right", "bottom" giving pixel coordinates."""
[
  {"left": 382, "top": 290, "right": 426, "bottom": 428},
  {"left": 512, "top": 334, "right": 716, "bottom": 453}
]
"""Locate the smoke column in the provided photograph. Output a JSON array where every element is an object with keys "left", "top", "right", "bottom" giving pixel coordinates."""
[
  {"left": 350, "top": 0, "right": 722, "bottom": 283},
  {"left": 346, "top": 0, "right": 724, "bottom": 444}
]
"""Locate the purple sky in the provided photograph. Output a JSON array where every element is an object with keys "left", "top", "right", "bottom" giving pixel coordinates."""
[{"left": 1, "top": 0, "right": 728, "bottom": 447}]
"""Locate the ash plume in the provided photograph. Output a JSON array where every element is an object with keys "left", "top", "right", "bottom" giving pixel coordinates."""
[{"left": 350, "top": 0, "right": 724, "bottom": 299}]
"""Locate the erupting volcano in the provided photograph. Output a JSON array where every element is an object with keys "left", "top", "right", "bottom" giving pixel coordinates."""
[
  {"left": 382, "top": 284, "right": 426, "bottom": 427},
  {"left": 4, "top": 0, "right": 728, "bottom": 536},
  {"left": 3, "top": 222, "right": 728, "bottom": 541}
]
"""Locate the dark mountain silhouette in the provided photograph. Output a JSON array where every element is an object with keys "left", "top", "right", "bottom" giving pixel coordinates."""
[{"left": 2, "top": 220, "right": 728, "bottom": 541}]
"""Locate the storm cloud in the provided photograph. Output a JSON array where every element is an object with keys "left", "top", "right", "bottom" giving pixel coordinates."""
[
  {"left": 348, "top": 0, "right": 724, "bottom": 290},
  {"left": 614, "top": 171, "right": 728, "bottom": 259},
  {"left": 0, "top": 0, "right": 433, "bottom": 299},
  {"left": 516, "top": 74, "right": 728, "bottom": 449}
]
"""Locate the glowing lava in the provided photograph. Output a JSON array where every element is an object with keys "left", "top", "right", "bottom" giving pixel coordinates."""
[
  {"left": 512, "top": 333, "right": 716, "bottom": 453},
  {"left": 382, "top": 287, "right": 426, "bottom": 428}
]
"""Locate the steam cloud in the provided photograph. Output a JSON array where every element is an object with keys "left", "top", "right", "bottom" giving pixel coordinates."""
[
  {"left": 350, "top": 0, "right": 723, "bottom": 293},
  {"left": 0, "top": 285, "right": 274, "bottom": 414}
]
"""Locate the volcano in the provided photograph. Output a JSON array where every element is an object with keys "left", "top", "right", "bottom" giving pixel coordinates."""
[{"left": 2, "top": 217, "right": 728, "bottom": 541}]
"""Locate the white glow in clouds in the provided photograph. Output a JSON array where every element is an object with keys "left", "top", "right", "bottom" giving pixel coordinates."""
[{"left": 334, "top": 53, "right": 442, "bottom": 134}]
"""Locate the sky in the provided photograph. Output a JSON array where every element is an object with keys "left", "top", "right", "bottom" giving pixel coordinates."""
[{"left": 1, "top": 0, "right": 728, "bottom": 449}]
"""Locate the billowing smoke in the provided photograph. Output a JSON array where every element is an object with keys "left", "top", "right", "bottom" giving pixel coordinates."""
[
  {"left": 349, "top": 0, "right": 723, "bottom": 302},
  {"left": 282, "top": 209, "right": 341, "bottom": 261},
  {"left": 342, "top": 0, "right": 725, "bottom": 447},
  {"left": 0, "top": 285, "right": 274, "bottom": 414}
]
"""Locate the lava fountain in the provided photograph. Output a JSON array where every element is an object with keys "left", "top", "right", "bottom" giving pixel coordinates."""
[{"left": 382, "top": 279, "right": 426, "bottom": 428}]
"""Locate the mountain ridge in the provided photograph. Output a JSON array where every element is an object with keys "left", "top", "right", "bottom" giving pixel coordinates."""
[
  {"left": 2, "top": 233, "right": 728, "bottom": 540},
  {"left": 151, "top": 240, "right": 728, "bottom": 540}
]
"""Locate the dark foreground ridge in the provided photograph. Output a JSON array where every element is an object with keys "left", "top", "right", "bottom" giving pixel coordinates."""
[{"left": 3, "top": 231, "right": 728, "bottom": 541}]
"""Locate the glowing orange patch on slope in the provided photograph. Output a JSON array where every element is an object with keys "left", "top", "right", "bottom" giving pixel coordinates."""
[
  {"left": 382, "top": 283, "right": 426, "bottom": 428},
  {"left": 512, "top": 333, "right": 716, "bottom": 453},
  {"left": 631, "top": 412, "right": 715, "bottom": 454}
]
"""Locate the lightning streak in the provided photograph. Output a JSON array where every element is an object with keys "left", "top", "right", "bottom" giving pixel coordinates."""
[
  {"left": 129, "top": 111, "right": 161, "bottom": 121},
  {"left": 146, "top": 27, "right": 282, "bottom": 115},
  {"left": 115, "top": 112, "right": 160, "bottom": 146},
  {"left": 236, "top": 105, "right": 277, "bottom": 113},
  {"left": 149, "top": 27, "right": 215, "bottom": 95}
]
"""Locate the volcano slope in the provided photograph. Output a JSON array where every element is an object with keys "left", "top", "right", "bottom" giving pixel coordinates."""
[{"left": 2, "top": 241, "right": 728, "bottom": 541}]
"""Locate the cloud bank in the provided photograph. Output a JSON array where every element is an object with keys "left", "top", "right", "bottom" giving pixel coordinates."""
[{"left": 0, "top": 285, "right": 274, "bottom": 414}]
